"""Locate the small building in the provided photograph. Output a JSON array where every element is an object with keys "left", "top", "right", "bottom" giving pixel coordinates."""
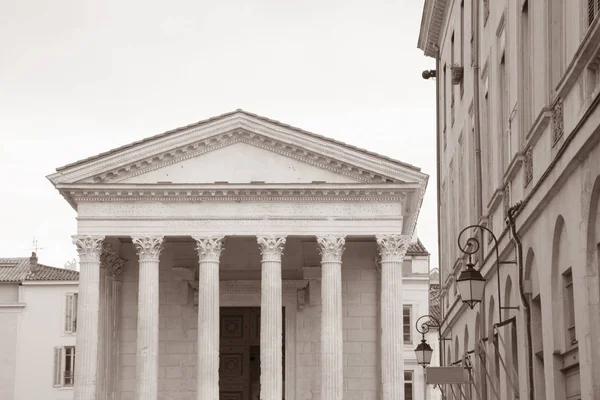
[{"left": 0, "top": 252, "right": 79, "bottom": 400}]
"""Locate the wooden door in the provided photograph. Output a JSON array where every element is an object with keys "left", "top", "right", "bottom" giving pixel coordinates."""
[{"left": 219, "top": 308, "right": 260, "bottom": 400}]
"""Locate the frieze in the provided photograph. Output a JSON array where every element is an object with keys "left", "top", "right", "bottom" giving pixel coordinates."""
[{"left": 66, "top": 187, "right": 410, "bottom": 203}]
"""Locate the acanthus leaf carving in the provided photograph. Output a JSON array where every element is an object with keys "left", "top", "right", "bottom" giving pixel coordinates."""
[
  {"left": 193, "top": 236, "right": 225, "bottom": 263},
  {"left": 316, "top": 235, "right": 346, "bottom": 264},
  {"left": 100, "top": 243, "right": 127, "bottom": 276},
  {"left": 73, "top": 235, "right": 104, "bottom": 263},
  {"left": 256, "top": 235, "right": 287, "bottom": 262},
  {"left": 132, "top": 236, "right": 164, "bottom": 262},
  {"left": 375, "top": 234, "right": 410, "bottom": 263}
]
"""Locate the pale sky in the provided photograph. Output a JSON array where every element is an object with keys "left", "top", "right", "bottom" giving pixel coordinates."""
[{"left": 0, "top": 0, "right": 437, "bottom": 270}]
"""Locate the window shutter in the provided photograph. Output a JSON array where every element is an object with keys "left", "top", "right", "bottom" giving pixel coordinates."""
[
  {"left": 65, "top": 294, "right": 74, "bottom": 333},
  {"left": 53, "top": 347, "right": 62, "bottom": 387},
  {"left": 73, "top": 293, "right": 78, "bottom": 332}
]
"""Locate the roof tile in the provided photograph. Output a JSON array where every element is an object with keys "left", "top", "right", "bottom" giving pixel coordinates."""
[{"left": 0, "top": 256, "right": 78, "bottom": 283}]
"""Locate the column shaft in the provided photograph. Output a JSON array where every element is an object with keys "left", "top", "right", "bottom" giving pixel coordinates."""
[
  {"left": 377, "top": 234, "right": 410, "bottom": 400},
  {"left": 73, "top": 236, "right": 104, "bottom": 400},
  {"left": 132, "top": 237, "right": 164, "bottom": 400},
  {"left": 318, "top": 235, "right": 345, "bottom": 400},
  {"left": 257, "top": 236, "right": 286, "bottom": 400},
  {"left": 194, "top": 237, "right": 224, "bottom": 400}
]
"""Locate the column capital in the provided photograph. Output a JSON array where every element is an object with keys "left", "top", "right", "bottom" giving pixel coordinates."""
[
  {"left": 317, "top": 235, "right": 346, "bottom": 264},
  {"left": 73, "top": 235, "right": 105, "bottom": 263},
  {"left": 257, "top": 235, "right": 287, "bottom": 262},
  {"left": 132, "top": 236, "right": 164, "bottom": 262},
  {"left": 193, "top": 236, "right": 225, "bottom": 263},
  {"left": 100, "top": 243, "right": 127, "bottom": 277},
  {"left": 376, "top": 234, "right": 411, "bottom": 263}
]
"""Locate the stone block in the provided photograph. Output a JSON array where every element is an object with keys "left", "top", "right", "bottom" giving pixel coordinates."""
[
  {"left": 347, "top": 353, "right": 377, "bottom": 366},
  {"left": 346, "top": 305, "right": 374, "bottom": 317},
  {"left": 343, "top": 316, "right": 361, "bottom": 330},
  {"left": 346, "top": 329, "right": 377, "bottom": 342},
  {"left": 346, "top": 281, "right": 377, "bottom": 293}
]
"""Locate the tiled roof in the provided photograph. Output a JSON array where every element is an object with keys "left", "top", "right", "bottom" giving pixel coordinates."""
[
  {"left": 55, "top": 109, "right": 422, "bottom": 173},
  {"left": 0, "top": 255, "right": 78, "bottom": 283},
  {"left": 26, "top": 264, "right": 79, "bottom": 281},
  {"left": 406, "top": 239, "right": 429, "bottom": 256}
]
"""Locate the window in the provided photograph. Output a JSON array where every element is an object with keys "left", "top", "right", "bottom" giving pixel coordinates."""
[
  {"left": 451, "top": 33, "right": 456, "bottom": 126},
  {"left": 404, "top": 370, "right": 414, "bottom": 400},
  {"left": 53, "top": 346, "right": 75, "bottom": 388},
  {"left": 589, "top": 0, "right": 600, "bottom": 26},
  {"left": 443, "top": 64, "right": 447, "bottom": 137},
  {"left": 563, "top": 269, "right": 576, "bottom": 345},
  {"left": 65, "top": 293, "right": 78, "bottom": 333},
  {"left": 483, "top": 0, "right": 490, "bottom": 24},
  {"left": 403, "top": 305, "right": 412, "bottom": 344}
]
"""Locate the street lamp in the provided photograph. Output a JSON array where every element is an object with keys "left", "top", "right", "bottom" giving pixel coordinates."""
[
  {"left": 456, "top": 224, "right": 518, "bottom": 317},
  {"left": 414, "top": 314, "right": 448, "bottom": 368}
]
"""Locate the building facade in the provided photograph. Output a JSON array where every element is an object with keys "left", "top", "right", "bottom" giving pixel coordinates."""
[
  {"left": 0, "top": 253, "right": 79, "bottom": 400},
  {"left": 419, "top": 1, "right": 600, "bottom": 400},
  {"left": 47, "top": 110, "right": 430, "bottom": 400}
]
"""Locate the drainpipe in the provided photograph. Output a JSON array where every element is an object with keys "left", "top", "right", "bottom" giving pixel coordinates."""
[
  {"left": 473, "top": 0, "right": 484, "bottom": 227},
  {"left": 434, "top": 47, "right": 444, "bottom": 334},
  {"left": 506, "top": 201, "right": 534, "bottom": 400}
]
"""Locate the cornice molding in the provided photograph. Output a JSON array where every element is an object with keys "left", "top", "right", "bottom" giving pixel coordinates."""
[
  {"left": 60, "top": 184, "right": 416, "bottom": 204},
  {"left": 48, "top": 116, "right": 427, "bottom": 187}
]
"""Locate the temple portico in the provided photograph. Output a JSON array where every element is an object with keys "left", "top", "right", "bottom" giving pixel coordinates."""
[{"left": 48, "top": 110, "right": 428, "bottom": 400}]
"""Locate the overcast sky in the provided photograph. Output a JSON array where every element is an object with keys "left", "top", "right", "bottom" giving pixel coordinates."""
[{"left": 0, "top": 0, "right": 437, "bottom": 270}]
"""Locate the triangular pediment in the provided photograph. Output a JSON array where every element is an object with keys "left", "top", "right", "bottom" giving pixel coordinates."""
[
  {"left": 112, "top": 141, "right": 360, "bottom": 184},
  {"left": 48, "top": 110, "right": 427, "bottom": 187}
]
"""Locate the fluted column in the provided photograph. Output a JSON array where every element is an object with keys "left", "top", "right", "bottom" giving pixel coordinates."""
[
  {"left": 376, "top": 234, "right": 410, "bottom": 400},
  {"left": 193, "top": 236, "right": 225, "bottom": 400},
  {"left": 317, "top": 235, "right": 345, "bottom": 400},
  {"left": 72, "top": 235, "right": 104, "bottom": 400},
  {"left": 257, "top": 235, "right": 286, "bottom": 400},
  {"left": 132, "top": 236, "right": 164, "bottom": 400}
]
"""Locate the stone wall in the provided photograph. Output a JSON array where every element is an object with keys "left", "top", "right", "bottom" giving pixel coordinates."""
[{"left": 116, "top": 239, "right": 381, "bottom": 400}]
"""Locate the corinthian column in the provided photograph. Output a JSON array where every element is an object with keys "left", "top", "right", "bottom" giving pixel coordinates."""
[
  {"left": 193, "top": 236, "right": 225, "bottom": 400},
  {"left": 72, "top": 235, "right": 104, "bottom": 400},
  {"left": 376, "top": 234, "right": 410, "bottom": 400},
  {"left": 317, "top": 235, "right": 345, "bottom": 400},
  {"left": 132, "top": 236, "right": 164, "bottom": 400},
  {"left": 257, "top": 235, "right": 286, "bottom": 400}
]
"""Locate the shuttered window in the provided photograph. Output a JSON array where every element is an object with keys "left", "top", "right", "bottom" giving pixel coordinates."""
[
  {"left": 53, "top": 346, "right": 76, "bottom": 388},
  {"left": 403, "top": 305, "right": 412, "bottom": 344},
  {"left": 53, "top": 347, "right": 62, "bottom": 387},
  {"left": 404, "top": 370, "right": 414, "bottom": 400},
  {"left": 65, "top": 293, "right": 78, "bottom": 333}
]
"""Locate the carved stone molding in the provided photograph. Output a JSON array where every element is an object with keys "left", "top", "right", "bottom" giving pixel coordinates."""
[
  {"left": 73, "top": 235, "right": 104, "bottom": 263},
  {"left": 256, "top": 236, "right": 287, "bottom": 262},
  {"left": 503, "top": 184, "right": 510, "bottom": 218},
  {"left": 88, "top": 130, "right": 400, "bottom": 185},
  {"left": 375, "top": 234, "right": 411, "bottom": 263},
  {"left": 524, "top": 146, "right": 533, "bottom": 187},
  {"left": 65, "top": 186, "right": 410, "bottom": 204},
  {"left": 316, "top": 235, "right": 345, "bottom": 264},
  {"left": 193, "top": 236, "right": 225, "bottom": 263},
  {"left": 100, "top": 243, "right": 127, "bottom": 276},
  {"left": 552, "top": 97, "right": 564, "bottom": 145},
  {"left": 132, "top": 236, "right": 164, "bottom": 262}
]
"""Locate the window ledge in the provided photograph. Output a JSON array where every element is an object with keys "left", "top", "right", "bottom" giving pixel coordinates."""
[
  {"left": 487, "top": 187, "right": 505, "bottom": 213},
  {"left": 556, "top": 17, "right": 600, "bottom": 98},
  {"left": 525, "top": 108, "right": 552, "bottom": 147},
  {"left": 503, "top": 152, "right": 524, "bottom": 183}
]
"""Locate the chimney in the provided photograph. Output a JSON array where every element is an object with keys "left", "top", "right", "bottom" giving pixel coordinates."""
[{"left": 30, "top": 252, "right": 39, "bottom": 273}]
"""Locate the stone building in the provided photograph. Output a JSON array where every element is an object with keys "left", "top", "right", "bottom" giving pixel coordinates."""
[
  {"left": 418, "top": 1, "right": 600, "bottom": 399},
  {"left": 0, "top": 253, "right": 79, "bottom": 400},
  {"left": 47, "top": 110, "right": 429, "bottom": 400}
]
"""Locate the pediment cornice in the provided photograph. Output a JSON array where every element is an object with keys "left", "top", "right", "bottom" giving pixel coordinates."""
[{"left": 48, "top": 114, "right": 427, "bottom": 186}]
